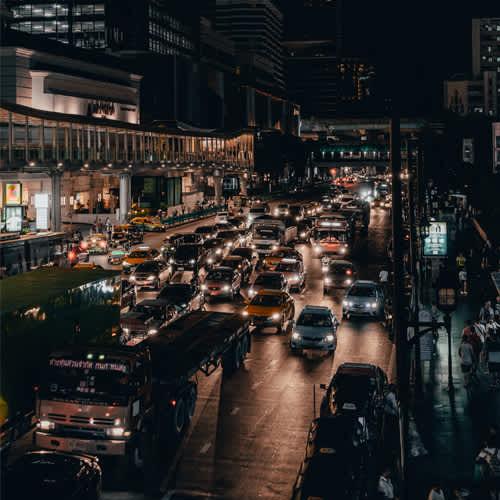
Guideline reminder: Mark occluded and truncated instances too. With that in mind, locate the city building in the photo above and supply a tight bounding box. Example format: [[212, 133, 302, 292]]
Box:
[[444, 75, 489, 116], [208, 0, 285, 92], [1, 29, 141, 124], [337, 57, 376, 116]]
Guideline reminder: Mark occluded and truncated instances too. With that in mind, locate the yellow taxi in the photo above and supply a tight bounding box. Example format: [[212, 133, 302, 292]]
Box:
[[264, 247, 303, 271], [85, 233, 108, 255], [130, 217, 165, 232], [242, 289, 295, 333], [122, 246, 160, 273], [73, 262, 103, 269]]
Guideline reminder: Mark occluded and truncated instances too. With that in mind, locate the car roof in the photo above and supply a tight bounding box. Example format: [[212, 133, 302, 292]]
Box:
[[256, 289, 283, 296], [223, 255, 243, 261], [352, 280, 376, 286], [337, 362, 380, 377], [330, 260, 354, 266], [257, 271, 283, 278], [302, 305, 331, 313]]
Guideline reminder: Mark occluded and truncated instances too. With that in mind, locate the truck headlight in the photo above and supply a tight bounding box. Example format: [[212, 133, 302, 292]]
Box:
[[148, 275, 155, 280], [201, 284, 207, 290], [38, 420, 55, 431], [325, 334, 334, 342], [272, 313, 280, 320], [223, 285, 230, 291], [106, 427, 129, 438], [216, 249, 222, 255], [292, 332, 301, 340], [130, 276, 136, 281]]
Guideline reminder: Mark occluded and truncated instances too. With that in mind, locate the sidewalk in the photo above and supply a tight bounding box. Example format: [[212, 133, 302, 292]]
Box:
[[408, 218, 500, 498]]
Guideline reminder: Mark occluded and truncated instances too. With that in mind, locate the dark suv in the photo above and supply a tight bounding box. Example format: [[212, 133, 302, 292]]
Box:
[[170, 244, 205, 271]]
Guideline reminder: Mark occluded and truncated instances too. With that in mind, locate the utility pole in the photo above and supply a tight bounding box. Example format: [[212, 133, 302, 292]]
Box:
[[390, 109, 409, 499]]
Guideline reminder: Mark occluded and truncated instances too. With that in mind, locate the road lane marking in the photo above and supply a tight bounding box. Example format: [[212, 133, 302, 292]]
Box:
[[230, 407, 240, 415], [199, 442, 212, 454]]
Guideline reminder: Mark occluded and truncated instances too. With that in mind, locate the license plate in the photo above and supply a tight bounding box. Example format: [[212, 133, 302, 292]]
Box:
[[177, 266, 184, 270], [69, 439, 91, 452], [355, 309, 363, 313]]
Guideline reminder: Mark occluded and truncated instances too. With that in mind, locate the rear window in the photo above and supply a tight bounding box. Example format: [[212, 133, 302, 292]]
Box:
[[255, 276, 281, 287], [135, 261, 157, 272], [129, 251, 149, 258], [207, 270, 233, 281], [297, 313, 332, 327]]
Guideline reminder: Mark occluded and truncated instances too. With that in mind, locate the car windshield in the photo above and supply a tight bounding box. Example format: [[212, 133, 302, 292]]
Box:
[[275, 262, 298, 272], [196, 226, 214, 234], [111, 250, 124, 256], [251, 294, 282, 307], [204, 239, 222, 249], [278, 204, 288, 209], [329, 263, 353, 274], [348, 286, 376, 297], [222, 259, 241, 269], [175, 246, 198, 258], [255, 275, 281, 288], [218, 231, 236, 239], [255, 228, 280, 238], [297, 313, 332, 327], [182, 234, 199, 243], [135, 261, 157, 273], [43, 356, 131, 405], [159, 284, 192, 300], [316, 230, 347, 242], [207, 270, 233, 281], [129, 251, 149, 258]]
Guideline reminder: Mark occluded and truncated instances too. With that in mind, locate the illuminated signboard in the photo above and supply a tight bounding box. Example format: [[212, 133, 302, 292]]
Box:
[[49, 358, 129, 373], [5, 183, 22, 205], [423, 221, 448, 257], [5, 206, 23, 232]]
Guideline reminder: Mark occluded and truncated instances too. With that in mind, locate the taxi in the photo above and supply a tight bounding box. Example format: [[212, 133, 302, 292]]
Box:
[[73, 262, 103, 269], [86, 234, 108, 255], [107, 248, 126, 265], [122, 246, 160, 273], [243, 289, 295, 333], [274, 258, 306, 292], [130, 217, 165, 232], [264, 247, 303, 271]]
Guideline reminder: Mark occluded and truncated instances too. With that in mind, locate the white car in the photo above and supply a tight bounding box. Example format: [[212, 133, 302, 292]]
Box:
[[215, 211, 230, 223]]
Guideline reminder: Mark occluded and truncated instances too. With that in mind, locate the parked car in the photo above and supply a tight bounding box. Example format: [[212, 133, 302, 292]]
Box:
[[274, 258, 306, 292], [342, 280, 384, 319], [230, 247, 259, 272], [290, 305, 338, 354], [221, 255, 252, 282], [243, 289, 295, 333], [3, 450, 102, 500], [202, 266, 242, 300], [129, 259, 171, 289], [322, 259, 358, 293], [248, 271, 289, 298]]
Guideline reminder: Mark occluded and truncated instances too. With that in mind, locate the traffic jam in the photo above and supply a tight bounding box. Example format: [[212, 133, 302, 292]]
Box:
[[3, 175, 397, 499]]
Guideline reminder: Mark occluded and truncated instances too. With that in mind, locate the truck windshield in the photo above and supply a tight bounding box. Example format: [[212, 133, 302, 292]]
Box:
[[316, 230, 347, 242], [255, 228, 280, 238], [44, 357, 131, 405]]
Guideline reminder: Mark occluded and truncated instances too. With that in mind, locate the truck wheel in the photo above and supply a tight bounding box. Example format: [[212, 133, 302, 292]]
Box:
[[172, 397, 186, 436]]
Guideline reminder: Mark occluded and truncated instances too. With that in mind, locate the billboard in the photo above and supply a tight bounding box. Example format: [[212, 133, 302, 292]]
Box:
[[423, 221, 447, 257], [5, 206, 23, 232], [5, 183, 22, 206]]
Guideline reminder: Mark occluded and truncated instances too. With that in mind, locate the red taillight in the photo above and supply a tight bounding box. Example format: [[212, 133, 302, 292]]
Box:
[[346, 269, 352, 275], [68, 251, 76, 261], [238, 264, 242, 268], [33, 386, 39, 392], [171, 400, 177, 406], [404, 233, 410, 240]]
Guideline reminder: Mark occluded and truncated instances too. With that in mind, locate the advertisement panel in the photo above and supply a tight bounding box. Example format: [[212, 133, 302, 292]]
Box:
[[5, 183, 22, 206], [5, 206, 23, 232], [423, 221, 448, 257]]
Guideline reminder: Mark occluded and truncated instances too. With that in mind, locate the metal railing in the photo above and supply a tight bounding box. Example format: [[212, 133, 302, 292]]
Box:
[[160, 205, 227, 227]]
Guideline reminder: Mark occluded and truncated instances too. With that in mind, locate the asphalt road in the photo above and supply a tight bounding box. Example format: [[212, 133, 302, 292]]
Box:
[[10, 193, 395, 500]]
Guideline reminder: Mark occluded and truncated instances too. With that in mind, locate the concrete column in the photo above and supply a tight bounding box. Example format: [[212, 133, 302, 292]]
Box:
[[51, 172, 62, 232], [239, 175, 247, 196], [8, 113, 12, 163], [213, 169, 223, 205], [119, 173, 131, 223]]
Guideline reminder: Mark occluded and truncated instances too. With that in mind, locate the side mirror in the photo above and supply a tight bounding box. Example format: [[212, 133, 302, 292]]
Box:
[[319, 383, 327, 390]]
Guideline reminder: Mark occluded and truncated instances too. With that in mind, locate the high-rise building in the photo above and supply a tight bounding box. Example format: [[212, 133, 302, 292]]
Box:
[[209, 0, 285, 92]]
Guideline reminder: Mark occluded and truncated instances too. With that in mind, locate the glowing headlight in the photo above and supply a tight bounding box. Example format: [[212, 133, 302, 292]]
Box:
[[189, 259, 195, 264], [291, 274, 299, 281], [147, 275, 155, 280], [296, 216, 300, 221], [216, 248, 222, 255], [130, 276, 136, 281], [169, 258, 174, 263], [123, 328, 129, 334], [242, 310, 249, 317], [207, 258, 213, 264], [38, 420, 55, 431], [314, 246, 321, 253], [106, 427, 128, 438], [322, 266, 328, 273], [325, 334, 334, 342], [340, 247, 346, 253], [226, 242, 233, 247], [251, 244, 256, 249], [325, 277, 331, 284], [344, 300, 353, 307], [272, 245, 278, 251], [249, 288, 256, 296], [201, 284, 207, 290], [223, 285, 230, 291], [300, 232, 306, 237], [371, 302, 377, 308], [148, 329, 158, 335], [285, 210, 289, 215], [292, 332, 301, 340], [274, 210, 279, 215], [272, 313, 280, 320], [345, 279, 352, 285]]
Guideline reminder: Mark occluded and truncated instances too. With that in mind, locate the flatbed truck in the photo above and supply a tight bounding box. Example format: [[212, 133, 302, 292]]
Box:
[[35, 311, 251, 468]]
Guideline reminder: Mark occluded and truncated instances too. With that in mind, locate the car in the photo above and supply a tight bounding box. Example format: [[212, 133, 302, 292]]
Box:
[[215, 211, 230, 223], [322, 259, 358, 292], [274, 258, 306, 292], [290, 305, 338, 354], [274, 203, 290, 217], [129, 259, 171, 289], [131, 216, 165, 232], [247, 206, 268, 222], [291, 416, 372, 500], [214, 221, 236, 233], [296, 220, 312, 243], [86, 234, 108, 255], [112, 224, 144, 245], [170, 244, 205, 271], [289, 204, 305, 221], [120, 298, 176, 339], [248, 271, 289, 298], [203, 238, 227, 266], [180, 232, 205, 245], [264, 247, 303, 271], [217, 230, 242, 250], [122, 246, 160, 273], [109, 229, 128, 248], [242, 289, 294, 333], [230, 247, 259, 272], [342, 280, 384, 319], [73, 262, 103, 269], [221, 255, 252, 282], [319, 362, 387, 423], [227, 215, 248, 229], [107, 248, 126, 265], [161, 233, 185, 260], [202, 266, 242, 299], [3, 450, 102, 500], [194, 225, 218, 239], [157, 281, 205, 316]]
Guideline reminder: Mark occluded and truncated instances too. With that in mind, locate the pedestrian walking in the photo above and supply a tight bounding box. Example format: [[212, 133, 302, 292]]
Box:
[[479, 301, 494, 325], [427, 483, 446, 500], [469, 326, 483, 377], [458, 268, 467, 295], [480, 245, 489, 271], [456, 251, 466, 269], [377, 468, 397, 500], [474, 319, 487, 365], [459, 334, 474, 388]]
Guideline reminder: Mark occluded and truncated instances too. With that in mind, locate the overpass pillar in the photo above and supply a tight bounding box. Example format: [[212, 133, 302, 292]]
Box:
[[51, 172, 62, 232], [239, 175, 247, 196], [213, 169, 223, 205], [119, 172, 131, 223]]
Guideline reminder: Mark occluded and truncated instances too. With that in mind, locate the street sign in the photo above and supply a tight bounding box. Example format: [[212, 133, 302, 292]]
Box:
[[423, 221, 447, 257]]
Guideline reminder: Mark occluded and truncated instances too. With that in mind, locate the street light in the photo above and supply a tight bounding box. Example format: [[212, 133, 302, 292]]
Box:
[[437, 273, 457, 391]]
